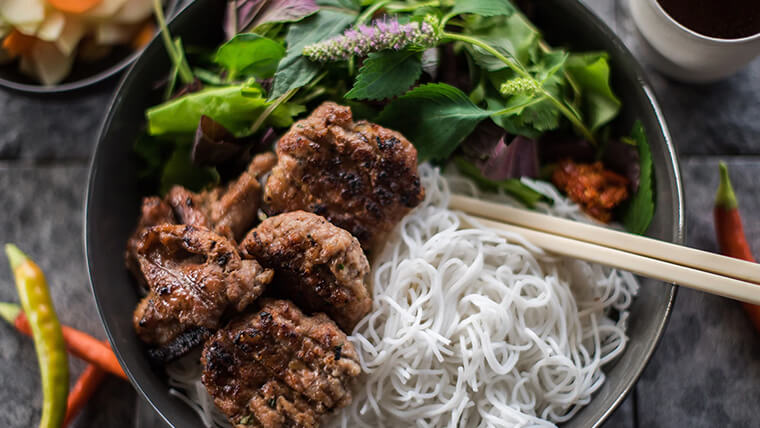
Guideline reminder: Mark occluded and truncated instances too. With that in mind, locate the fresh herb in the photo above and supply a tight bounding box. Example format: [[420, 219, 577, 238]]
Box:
[[622, 121, 655, 234], [153, 0, 193, 85], [345, 50, 422, 100], [564, 52, 621, 133], [377, 83, 493, 162], [270, 10, 355, 99], [303, 17, 439, 62], [139, 0, 647, 226], [214, 33, 286, 80]]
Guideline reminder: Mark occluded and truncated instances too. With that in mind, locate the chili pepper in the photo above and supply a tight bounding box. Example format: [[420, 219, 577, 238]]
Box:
[[0, 302, 127, 379], [63, 364, 106, 427], [4, 244, 68, 428], [713, 162, 760, 331]]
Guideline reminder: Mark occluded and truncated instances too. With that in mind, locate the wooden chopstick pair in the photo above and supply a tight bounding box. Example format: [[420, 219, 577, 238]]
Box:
[[449, 194, 760, 305]]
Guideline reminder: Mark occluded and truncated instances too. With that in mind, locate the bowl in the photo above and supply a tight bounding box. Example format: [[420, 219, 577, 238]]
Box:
[[85, 0, 684, 426], [0, 0, 180, 94]]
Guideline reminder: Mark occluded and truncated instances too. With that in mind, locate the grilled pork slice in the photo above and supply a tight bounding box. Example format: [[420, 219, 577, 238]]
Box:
[[125, 196, 177, 291], [167, 152, 277, 242], [264, 101, 424, 251], [133, 224, 273, 362], [202, 299, 361, 428], [240, 211, 371, 332]]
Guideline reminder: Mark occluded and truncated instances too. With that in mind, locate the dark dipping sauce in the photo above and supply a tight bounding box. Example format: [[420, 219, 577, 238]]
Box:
[[657, 0, 760, 39]]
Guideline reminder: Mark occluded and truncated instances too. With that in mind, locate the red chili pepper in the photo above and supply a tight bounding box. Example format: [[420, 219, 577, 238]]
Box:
[[62, 364, 106, 427], [713, 162, 760, 330]]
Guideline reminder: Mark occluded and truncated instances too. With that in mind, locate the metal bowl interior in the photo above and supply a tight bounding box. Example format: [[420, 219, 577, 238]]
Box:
[[85, 1, 683, 426], [0, 0, 179, 94]]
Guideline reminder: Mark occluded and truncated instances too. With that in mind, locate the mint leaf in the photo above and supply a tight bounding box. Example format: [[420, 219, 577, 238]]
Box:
[[270, 10, 354, 99], [377, 83, 493, 162], [214, 34, 285, 79], [565, 52, 622, 132], [453, 158, 544, 208], [345, 50, 422, 101], [622, 121, 654, 234], [451, 0, 515, 18]]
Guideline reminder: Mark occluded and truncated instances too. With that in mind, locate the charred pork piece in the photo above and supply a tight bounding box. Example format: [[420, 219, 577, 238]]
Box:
[[264, 102, 424, 251], [125, 196, 177, 291], [166, 152, 277, 242], [240, 211, 371, 332], [202, 299, 361, 428], [133, 224, 273, 362]]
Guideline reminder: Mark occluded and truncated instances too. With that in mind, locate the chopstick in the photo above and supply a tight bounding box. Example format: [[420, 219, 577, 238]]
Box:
[[450, 194, 760, 305]]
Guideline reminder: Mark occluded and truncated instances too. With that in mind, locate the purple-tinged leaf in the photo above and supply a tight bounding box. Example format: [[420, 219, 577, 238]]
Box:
[[225, 0, 268, 40], [251, 0, 319, 30], [192, 115, 247, 167], [481, 135, 539, 180], [462, 120, 505, 162], [538, 134, 595, 164], [603, 138, 641, 192]]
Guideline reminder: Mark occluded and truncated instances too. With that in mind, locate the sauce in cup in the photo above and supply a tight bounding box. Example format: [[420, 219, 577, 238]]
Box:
[[656, 0, 760, 39]]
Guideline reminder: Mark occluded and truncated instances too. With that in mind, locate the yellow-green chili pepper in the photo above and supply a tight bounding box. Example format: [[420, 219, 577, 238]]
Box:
[[5, 244, 68, 428]]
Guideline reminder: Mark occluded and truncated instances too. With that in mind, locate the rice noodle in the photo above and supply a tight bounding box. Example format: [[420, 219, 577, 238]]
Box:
[[166, 164, 638, 428]]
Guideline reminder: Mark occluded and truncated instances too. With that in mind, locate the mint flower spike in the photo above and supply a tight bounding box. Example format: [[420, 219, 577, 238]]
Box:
[[303, 16, 440, 62], [500, 78, 540, 96]]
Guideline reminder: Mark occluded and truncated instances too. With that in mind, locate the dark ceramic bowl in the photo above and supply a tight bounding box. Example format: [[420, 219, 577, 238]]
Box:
[[86, 0, 684, 426], [0, 0, 179, 94]]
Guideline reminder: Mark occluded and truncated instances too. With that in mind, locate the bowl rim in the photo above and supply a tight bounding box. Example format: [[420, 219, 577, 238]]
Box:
[[0, 0, 181, 94], [84, 0, 684, 426]]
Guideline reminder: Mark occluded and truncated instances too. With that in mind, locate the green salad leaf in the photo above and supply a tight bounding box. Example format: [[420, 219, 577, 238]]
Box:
[[214, 33, 286, 80], [377, 83, 493, 162], [453, 158, 545, 208], [450, 0, 516, 18], [270, 10, 355, 99], [622, 121, 655, 234], [466, 14, 540, 69], [345, 50, 422, 101], [147, 85, 301, 137], [564, 52, 622, 132]]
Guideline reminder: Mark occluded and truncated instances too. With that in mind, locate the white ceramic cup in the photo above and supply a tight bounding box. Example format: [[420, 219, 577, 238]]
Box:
[[629, 0, 760, 83]]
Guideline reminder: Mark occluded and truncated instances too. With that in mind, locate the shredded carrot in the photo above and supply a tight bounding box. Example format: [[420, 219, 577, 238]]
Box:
[[131, 21, 156, 51], [47, 0, 102, 14], [62, 364, 106, 427], [2, 30, 36, 57], [15, 313, 127, 379]]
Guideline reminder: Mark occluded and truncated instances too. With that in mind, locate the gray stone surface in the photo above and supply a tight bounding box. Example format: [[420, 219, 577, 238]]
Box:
[[0, 84, 114, 161], [0, 165, 134, 428]]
